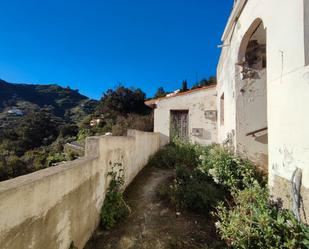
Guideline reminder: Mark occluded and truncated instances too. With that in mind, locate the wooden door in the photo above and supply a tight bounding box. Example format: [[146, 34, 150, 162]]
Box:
[[170, 110, 189, 141]]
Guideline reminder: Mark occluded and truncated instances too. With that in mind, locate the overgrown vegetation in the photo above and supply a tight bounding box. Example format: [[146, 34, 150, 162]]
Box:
[[148, 141, 201, 169], [0, 78, 217, 181], [150, 141, 309, 248], [0, 109, 81, 181], [199, 146, 266, 190], [100, 163, 130, 229], [0, 83, 152, 181], [175, 164, 226, 214], [77, 85, 153, 138], [215, 185, 309, 249], [152, 141, 226, 214]]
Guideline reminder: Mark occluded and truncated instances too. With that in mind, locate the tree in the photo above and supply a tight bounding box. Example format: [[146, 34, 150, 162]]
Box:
[[0, 109, 61, 156], [154, 87, 166, 98], [181, 80, 188, 92], [59, 124, 79, 138], [190, 76, 217, 90], [208, 76, 217, 85], [19, 110, 61, 151], [96, 86, 150, 117], [199, 78, 209, 86]]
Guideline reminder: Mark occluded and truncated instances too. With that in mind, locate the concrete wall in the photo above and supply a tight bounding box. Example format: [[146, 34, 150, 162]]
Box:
[[217, 0, 309, 218], [153, 87, 217, 146], [0, 130, 160, 249]]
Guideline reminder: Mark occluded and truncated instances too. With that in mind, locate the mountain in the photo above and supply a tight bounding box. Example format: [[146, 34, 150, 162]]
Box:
[[0, 79, 98, 123]]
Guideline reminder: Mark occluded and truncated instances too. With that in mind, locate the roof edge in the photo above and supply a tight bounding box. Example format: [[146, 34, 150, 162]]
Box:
[[145, 84, 217, 108], [221, 0, 248, 42]]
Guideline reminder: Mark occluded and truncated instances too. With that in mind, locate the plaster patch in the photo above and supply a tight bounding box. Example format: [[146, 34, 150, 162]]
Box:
[[279, 147, 294, 168], [55, 210, 71, 249]]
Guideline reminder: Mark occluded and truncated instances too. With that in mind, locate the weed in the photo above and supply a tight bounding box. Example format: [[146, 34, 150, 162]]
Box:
[[100, 163, 130, 229], [215, 185, 309, 248], [69, 241, 78, 249]]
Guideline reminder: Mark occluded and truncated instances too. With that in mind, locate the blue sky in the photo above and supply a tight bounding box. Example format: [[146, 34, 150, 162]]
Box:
[[0, 0, 232, 99]]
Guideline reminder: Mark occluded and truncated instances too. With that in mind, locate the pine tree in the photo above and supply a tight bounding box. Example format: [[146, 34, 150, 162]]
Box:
[[181, 80, 188, 92]]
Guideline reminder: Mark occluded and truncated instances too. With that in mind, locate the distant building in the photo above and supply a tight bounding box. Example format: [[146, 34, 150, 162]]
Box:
[[7, 107, 23, 116], [145, 85, 217, 146], [90, 118, 101, 127]]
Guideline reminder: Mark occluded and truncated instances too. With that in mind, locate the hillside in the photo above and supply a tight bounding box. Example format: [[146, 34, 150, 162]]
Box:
[[0, 83, 153, 181], [0, 79, 98, 123]]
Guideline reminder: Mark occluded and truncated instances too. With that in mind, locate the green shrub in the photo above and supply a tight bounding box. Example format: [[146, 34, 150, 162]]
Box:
[[46, 152, 66, 166], [65, 149, 79, 161], [112, 113, 153, 136], [148, 144, 179, 169], [199, 146, 265, 190], [101, 164, 130, 229], [152, 142, 227, 214], [175, 164, 227, 214], [156, 178, 177, 207], [59, 124, 79, 138], [148, 141, 201, 169], [77, 128, 93, 141], [215, 185, 309, 249]]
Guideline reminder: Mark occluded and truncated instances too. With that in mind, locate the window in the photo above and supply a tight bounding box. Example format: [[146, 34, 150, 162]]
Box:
[[220, 94, 225, 126]]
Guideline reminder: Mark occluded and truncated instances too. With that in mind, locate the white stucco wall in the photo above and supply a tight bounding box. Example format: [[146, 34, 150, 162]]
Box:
[[0, 130, 160, 249], [217, 0, 309, 189], [153, 87, 217, 146]]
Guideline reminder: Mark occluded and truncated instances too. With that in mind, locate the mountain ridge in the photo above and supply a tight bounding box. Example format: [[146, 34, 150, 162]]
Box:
[[0, 79, 98, 123]]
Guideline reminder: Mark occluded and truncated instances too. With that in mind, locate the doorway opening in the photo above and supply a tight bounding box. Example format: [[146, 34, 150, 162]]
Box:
[[170, 110, 189, 141], [236, 19, 268, 171]]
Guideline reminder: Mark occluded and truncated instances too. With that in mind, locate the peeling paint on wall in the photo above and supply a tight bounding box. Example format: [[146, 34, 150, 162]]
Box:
[[153, 87, 217, 145]]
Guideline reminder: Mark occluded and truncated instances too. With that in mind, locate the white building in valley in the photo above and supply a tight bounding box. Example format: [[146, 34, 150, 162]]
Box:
[[217, 0, 309, 221]]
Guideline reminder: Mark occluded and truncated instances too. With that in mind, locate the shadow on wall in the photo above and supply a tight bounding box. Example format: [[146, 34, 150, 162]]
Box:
[[0, 130, 161, 249]]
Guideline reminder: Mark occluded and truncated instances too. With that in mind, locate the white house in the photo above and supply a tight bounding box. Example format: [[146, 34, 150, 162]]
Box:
[[7, 107, 23, 116], [145, 86, 217, 146], [217, 0, 309, 221]]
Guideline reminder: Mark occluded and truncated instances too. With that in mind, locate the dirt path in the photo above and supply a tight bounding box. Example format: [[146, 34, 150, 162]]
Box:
[[85, 166, 220, 249]]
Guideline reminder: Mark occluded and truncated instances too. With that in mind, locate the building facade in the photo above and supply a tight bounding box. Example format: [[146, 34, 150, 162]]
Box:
[[217, 0, 309, 221], [145, 86, 217, 146]]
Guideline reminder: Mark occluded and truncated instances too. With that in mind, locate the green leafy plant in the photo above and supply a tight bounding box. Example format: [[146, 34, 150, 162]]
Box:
[[175, 164, 227, 214], [151, 142, 309, 248], [148, 140, 201, 169], [214, 185, 309, 249], [153, 142, 226, 214], [77, 128, 93, 141], [46, 152, 66, 166], [199, 146, 265, 190], [101, 163, 130, 229]]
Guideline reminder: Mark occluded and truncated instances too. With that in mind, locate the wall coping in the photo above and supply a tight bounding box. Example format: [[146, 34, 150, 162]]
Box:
[[0, 129, 159, 194], [0, 156, 98, 194]]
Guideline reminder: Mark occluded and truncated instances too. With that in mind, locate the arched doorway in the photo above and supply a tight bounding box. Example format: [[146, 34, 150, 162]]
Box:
[[235, 19, 268, 172]]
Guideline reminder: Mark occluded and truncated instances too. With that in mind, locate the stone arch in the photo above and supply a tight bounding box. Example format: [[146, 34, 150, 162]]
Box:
[[238, 18, 265, 63], [235, 18, 268, 172]]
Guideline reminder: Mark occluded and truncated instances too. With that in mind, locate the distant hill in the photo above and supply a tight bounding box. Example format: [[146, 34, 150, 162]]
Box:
[[0, 79, 98, 123]]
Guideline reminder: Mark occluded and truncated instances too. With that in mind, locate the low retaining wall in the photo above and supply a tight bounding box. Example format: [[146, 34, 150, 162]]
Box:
[[0, 130, 160, 249]]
